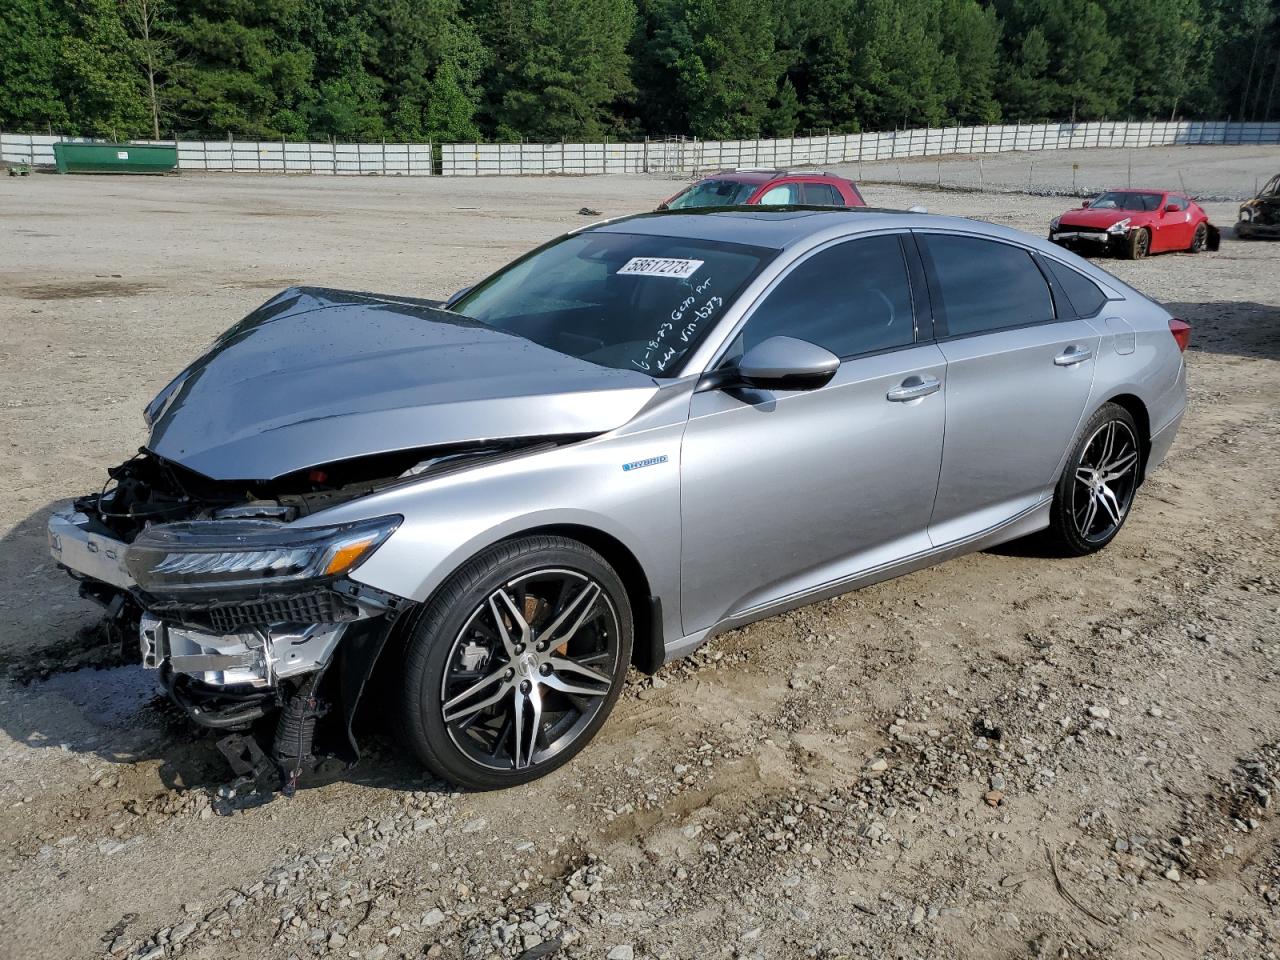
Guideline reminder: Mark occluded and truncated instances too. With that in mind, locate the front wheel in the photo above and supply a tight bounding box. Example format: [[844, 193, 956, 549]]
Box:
[[399, 536, 633, 789], [1045, 403, 1142, 556], [1122, 228, 1150, 260]]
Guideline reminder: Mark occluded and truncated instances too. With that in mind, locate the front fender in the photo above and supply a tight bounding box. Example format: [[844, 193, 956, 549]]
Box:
[[296, 423, 687, 642]]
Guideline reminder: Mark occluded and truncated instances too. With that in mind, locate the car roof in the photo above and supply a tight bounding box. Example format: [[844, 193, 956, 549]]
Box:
[[699, 169, 849, 185], [589, 206, 1029, 251], [1100, 187, 1172, 194]]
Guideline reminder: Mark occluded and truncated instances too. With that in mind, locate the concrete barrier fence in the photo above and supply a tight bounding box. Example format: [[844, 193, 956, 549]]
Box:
[[3, 121, 1278, 177]]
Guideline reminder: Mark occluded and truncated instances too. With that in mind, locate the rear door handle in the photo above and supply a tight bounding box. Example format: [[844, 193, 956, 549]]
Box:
[[886, 374, 941, 402], [1054, 345, 1092, 366]]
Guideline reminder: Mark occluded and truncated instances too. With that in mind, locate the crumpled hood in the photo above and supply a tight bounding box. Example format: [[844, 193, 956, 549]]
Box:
[[1059, 206, 1151, 229], [147, 287, 659, 481]]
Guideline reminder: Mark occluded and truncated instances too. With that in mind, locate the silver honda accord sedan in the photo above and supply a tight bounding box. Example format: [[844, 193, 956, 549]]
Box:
[[47, 208, 1188, 790]]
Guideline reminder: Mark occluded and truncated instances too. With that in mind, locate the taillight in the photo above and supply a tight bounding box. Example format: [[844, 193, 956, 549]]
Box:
[[1169, 318, 1190, 352]]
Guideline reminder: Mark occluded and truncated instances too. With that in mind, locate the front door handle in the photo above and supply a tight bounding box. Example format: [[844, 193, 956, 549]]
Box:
[[886, 374, 941, 402], [1054, 345, 1092, 366]]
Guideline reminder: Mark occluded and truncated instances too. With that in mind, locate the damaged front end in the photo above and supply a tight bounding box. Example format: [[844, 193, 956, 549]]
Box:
[[46, 447, 513, 800], [1236, 176, 1280, 240]]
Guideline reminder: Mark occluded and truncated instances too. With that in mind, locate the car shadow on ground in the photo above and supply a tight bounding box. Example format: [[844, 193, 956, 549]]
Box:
[[1164, 300, 1280, 362], [0, 500, 452, 797]]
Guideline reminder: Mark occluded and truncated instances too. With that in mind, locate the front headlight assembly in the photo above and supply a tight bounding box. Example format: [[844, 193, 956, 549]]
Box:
[[126, 515, 401, 593], [1106, 218, 1132, 235], [1050, 217, 1061, 231]]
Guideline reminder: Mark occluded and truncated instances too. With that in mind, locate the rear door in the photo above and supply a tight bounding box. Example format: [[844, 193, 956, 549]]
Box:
[[915, 231, 1101, 546], [679, 233, 946, 632]]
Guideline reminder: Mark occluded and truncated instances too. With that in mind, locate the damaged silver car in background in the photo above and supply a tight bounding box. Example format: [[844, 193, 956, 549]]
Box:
[[49, 208, 1188, 796]]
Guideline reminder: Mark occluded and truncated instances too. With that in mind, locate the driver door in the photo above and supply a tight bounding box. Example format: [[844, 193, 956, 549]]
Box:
[[679, 234, 947, 633], [1154, 194, 1194, 251]]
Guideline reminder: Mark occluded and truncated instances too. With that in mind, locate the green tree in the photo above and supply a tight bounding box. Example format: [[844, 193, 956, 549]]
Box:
[[765, 75, 800, 136], [472, 0, 634, 140], [167, 0, 314, 138], [121, 0, 177, 138], [1101, 0, 1202, 119], [60, 0, 151, 138], [996, 0, 1125, 121], [0, 0, 70, 131], [1000, 25, 1053, 120], [424, 59, 481, 140], [672, 0, 782, 138], [939, 0, 1002, 123], [372, 0, 486, 139]]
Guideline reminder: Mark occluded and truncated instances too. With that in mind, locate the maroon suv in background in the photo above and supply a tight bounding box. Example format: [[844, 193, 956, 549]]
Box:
[[659, 169, 866, 210]]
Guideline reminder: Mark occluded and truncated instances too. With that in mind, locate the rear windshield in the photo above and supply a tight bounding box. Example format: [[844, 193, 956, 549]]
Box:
[[667, 179, 757, 209], [451, 232, 775, 376], [1092, 191, 1164, 212]]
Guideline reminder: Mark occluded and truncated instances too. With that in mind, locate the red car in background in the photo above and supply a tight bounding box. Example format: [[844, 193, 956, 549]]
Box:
[[1049, 188, 1218, 259], [659, 169, 866, 210]]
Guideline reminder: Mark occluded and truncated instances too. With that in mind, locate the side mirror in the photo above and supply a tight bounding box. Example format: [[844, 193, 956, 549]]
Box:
[[1081, 199, 1091, 208], [733, 336, 840, 391], [1164, 203, 1179, 213]]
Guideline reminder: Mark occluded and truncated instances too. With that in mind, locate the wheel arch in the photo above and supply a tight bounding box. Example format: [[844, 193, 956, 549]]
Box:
[[1100, 393, 1152, 482], [500, 523, 663, 675]]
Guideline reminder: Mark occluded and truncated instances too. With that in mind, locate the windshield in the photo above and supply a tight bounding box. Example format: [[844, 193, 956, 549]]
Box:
[[667, 179, 757, 209], [451, 231, 775, 376], [1091, 191, 1163, 212]]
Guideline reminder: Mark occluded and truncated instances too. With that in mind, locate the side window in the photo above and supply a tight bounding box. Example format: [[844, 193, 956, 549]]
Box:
[[1166, 195, 1187, 211], [737, 235, 916, 359], [758, 183, 800, 205], [1044, 258, 1108, 318], [801, 182, 841, 205], [919, 234, 1055, 337]]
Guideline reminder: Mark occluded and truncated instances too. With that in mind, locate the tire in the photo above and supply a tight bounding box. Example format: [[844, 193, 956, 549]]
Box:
[[1189, 222, 1208, 253], [1122, 228, 1150, 260], [399, 535, 633, 789], [1045, 403, 1143, 557]]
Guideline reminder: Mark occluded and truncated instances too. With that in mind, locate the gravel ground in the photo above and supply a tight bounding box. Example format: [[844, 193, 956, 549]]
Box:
[[839, 144, 1279, 200], [1, 146, 1279, 960]]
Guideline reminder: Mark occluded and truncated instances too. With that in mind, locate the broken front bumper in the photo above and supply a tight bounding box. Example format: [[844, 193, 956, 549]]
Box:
[[47, 508, 134, 590], [139, 615, 349, 687], [1049, 229, 1122, 250], [46, 507, 401, 709]]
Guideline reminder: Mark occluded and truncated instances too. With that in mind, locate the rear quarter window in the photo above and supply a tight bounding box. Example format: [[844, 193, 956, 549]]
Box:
[[1044, 257, 1109, 318], [800, 182, 842, 205]]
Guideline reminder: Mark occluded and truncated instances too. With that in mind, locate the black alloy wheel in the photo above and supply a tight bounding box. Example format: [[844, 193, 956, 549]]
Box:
[[399, 536, 632, 789], [1046, 402, 1142, 556]]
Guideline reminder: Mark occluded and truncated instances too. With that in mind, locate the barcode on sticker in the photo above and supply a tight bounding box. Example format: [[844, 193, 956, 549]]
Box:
[[617, 257, 704, 279]]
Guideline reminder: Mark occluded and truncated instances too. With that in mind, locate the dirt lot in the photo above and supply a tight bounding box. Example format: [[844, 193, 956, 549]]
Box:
[[1, 148, 1279, 960]]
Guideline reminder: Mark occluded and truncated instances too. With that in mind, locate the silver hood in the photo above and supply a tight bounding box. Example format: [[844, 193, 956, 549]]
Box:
[[146, 287, 659, 481]]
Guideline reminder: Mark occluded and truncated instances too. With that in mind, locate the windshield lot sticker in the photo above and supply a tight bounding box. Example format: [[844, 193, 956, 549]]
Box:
[[617, 257, 704, 279], [622, 455, 668, 472]]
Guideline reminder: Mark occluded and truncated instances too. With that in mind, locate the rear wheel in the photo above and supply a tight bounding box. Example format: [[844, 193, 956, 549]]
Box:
[[1122, 228, 1150, 260], [399, 536, 632, 789], [1189, 222, 1208, 252], [1045, 403, 1142, 556]]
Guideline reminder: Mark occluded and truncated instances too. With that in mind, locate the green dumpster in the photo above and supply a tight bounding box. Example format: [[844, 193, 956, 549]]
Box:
[[52, 142, 178, 175]]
